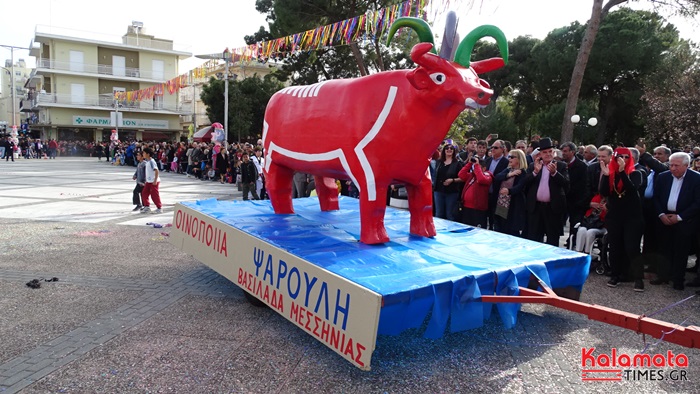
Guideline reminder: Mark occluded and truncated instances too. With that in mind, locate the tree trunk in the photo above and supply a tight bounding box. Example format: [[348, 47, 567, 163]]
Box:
[[348, 0, 368, 76], [561, 0, 626, 143], [373, 37, 386, 72], [349, 42, 368, 76]]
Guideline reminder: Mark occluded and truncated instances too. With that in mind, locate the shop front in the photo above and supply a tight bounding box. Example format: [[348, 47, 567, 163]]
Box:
[[58, 128, 93, 141]]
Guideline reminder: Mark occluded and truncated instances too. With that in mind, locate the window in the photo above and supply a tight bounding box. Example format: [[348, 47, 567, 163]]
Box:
[[153, 93, 163, 109], [71, 83, 85, 104], [152, 59, 164, 80], [113, 56, 126, 77], [69, 50, 84, 72]]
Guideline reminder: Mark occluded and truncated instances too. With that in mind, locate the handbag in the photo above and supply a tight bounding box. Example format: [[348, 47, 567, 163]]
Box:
[[581, 210, 605, 229], [495, 175, 515, 219], [456, 177, 476, 214]]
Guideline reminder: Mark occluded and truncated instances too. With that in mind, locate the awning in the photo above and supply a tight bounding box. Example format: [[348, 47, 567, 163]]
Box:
[[192, 126, 213, 142]]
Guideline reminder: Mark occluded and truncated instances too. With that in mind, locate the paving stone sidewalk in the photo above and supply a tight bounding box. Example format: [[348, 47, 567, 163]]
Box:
[[0, 158, 699, 393]]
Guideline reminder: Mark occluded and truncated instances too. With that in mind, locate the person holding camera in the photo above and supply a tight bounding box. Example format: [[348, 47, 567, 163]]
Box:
[[457, 155, 493, 227], [600, 147, 644, 291]]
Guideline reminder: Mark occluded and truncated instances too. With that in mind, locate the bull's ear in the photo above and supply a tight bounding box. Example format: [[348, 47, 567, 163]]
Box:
[[471, 57, 505, 74], [406, 68, 431, 90]]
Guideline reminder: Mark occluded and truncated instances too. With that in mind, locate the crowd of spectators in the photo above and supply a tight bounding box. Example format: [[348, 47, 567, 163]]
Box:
[[8, 134, 700, 296], [5, 138, 108, 159], [431, 135, 700, 295]]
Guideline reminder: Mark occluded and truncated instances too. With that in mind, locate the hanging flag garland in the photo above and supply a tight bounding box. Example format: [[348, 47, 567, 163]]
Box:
[[116, 0, 447, 103]]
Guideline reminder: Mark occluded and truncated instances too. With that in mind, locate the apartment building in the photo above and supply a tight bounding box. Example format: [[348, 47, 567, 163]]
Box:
[[0, 59, 31, 133], [25, 23, 191, 142], [179, 56, 277, 135]]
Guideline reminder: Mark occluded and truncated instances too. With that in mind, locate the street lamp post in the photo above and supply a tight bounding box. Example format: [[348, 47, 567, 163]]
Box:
[[222, 48, 231, 143], [195, 48, 233, 143], [0, 66, 11, 124], [570, 114, 598, 145], [0, 44, 28, 129], [192, 83, 197, 131], [571, 114, 598, 127]]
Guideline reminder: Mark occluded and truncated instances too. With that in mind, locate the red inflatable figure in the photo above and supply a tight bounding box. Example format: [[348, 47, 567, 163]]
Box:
[[263, 18, 508, 244]]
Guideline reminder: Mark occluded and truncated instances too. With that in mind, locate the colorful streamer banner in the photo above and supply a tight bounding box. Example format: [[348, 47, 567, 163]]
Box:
[[116, 0, 446, 103]]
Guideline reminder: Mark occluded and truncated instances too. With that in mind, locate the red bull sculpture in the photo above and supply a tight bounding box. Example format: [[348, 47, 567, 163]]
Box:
[[263, 18, 508, 244]]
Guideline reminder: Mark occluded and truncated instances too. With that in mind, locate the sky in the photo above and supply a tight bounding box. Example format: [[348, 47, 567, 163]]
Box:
[[0, 0, 698, 71]]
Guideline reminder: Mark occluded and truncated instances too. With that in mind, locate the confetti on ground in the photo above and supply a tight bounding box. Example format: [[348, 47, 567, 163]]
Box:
[[75, 230, 111, 236]]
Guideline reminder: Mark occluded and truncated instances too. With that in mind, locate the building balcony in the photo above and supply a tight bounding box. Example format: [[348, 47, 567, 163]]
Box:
[[20, 99, 36, 112], [35, 58, 167, 82], [29, 92, 187, 114]]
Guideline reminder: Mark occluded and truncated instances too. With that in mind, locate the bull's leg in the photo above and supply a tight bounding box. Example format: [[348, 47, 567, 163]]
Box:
[[405, 168, 437, 238], [358, 182, 390, 245], [313, 176, 340, 211], [265, 162, 295, 214]]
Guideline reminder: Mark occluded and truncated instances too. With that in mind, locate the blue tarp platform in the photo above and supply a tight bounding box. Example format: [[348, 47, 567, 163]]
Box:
[[181, 196, 590, 338]]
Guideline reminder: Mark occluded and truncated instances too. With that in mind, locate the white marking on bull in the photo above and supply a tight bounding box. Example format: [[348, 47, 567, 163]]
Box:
[[302, 85, 314, 97], [354, 86, 397, 201], [277, 82, 328, 98], [263, 86, 398, 201], [311, 81, 327, 97]]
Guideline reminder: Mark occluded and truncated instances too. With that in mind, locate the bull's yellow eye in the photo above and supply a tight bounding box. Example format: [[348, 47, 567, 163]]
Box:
[[430, 72, 446, 85]]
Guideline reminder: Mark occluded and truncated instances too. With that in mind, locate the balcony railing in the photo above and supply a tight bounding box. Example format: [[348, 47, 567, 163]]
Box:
[[31, 92, 186, 113], [36, 58, 163, 80]]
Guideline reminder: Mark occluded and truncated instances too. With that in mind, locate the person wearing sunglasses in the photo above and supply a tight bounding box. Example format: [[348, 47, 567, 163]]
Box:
[[485, 140, 509, 230], [600, 147, 644, 291], [493, 149, 528, 237]]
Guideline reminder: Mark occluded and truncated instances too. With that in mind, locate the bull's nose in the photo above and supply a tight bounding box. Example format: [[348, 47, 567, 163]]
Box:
[[465, 98, 485, 109]]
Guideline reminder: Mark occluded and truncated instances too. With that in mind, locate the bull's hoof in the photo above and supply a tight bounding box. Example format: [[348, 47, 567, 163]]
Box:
[[272, 208, 295, 215], [360, 231, 390, 245], [269, 199, 294, 214], [410, 221, 436, 238]]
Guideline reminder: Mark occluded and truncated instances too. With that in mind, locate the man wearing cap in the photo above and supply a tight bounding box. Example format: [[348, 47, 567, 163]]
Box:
[[523, 137, 570, 246], [485, 139, 509, 230]]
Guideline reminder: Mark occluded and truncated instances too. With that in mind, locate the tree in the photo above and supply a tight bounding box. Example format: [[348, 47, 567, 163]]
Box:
[[449, 98, 519, 143], [248, 0, 419, 85], [199, 74, 284, 142], [584, 8, 678, 145], [492, 9, 677, 145], [560, 0, 700, 143], [642, 41, 700, 146]]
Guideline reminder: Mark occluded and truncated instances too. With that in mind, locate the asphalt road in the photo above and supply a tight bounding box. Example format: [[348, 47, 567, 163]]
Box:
[[0, 157, 699, 393]]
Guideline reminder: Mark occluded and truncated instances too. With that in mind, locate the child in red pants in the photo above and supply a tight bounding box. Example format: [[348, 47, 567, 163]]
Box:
[[140, 147, 163, 214]]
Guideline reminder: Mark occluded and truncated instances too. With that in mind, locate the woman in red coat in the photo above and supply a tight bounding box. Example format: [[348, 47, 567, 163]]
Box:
[[458, 157, 493, 228]]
